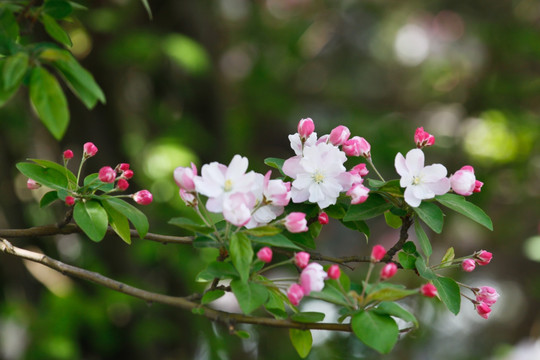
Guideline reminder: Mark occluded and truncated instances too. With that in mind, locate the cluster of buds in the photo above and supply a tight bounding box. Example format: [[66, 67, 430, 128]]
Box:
[[474, 286, 499, 319], [461, 250, 493, 272], [98, 163, 134, 192]]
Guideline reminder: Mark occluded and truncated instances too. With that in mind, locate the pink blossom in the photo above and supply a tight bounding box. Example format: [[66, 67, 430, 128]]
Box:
[[476, 286, 499, 306], [414, 127, 435, 148], [63, 149, 73, 160], [179, 189, 197, 206], [257, 247, 273, 263], [117, 163, 130, 172], [83, 142, 98, 157], [450, 166, 476, 196], [420, 283, 438, 297], [476, 302, 492, 319], [98, 166, 116, 183], [133, 190, 153, 205], [347, 183, 370, 204], [65, 196, 75, 206], [27, 178, 41, 190], [295, 252, 310, 269], [288, 133, 317, 156], [462, 259, 476, 272], [327, 264, 341, 280], [298, 118, 315, 139], [263, 171, 290, 206], [329, 125, 351, 146], [287, 283, 305, 306], [474, 180, 483, 193], [371, 245, 386, 262], [284, 212, 308, 233], [123, 170, 134, 179], [300, 262, 327, 295], [318, 212, 329, 225], [380, 262, 398, 280], [222, 192, 255, 227], [174, 163, 198, 191], [475, 250, 492, 266], [350, 163, 369, 177], [116, 179, 129, 191], [343, 136, 371, 158]]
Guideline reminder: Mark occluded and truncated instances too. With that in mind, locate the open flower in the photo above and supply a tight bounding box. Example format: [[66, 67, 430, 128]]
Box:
[[300, 262, 327, 295], [395, 148, 450, 207]]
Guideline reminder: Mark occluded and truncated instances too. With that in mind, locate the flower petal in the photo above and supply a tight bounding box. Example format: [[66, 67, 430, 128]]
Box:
[[394, 152, 408, 177], [405, 149, 425, 175], [422, 164, 448, 182], [404, 186, 422, 207]]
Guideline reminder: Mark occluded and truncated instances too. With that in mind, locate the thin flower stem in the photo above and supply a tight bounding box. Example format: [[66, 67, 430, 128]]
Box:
[[359, 262, 374, 302], [337, 279, 356, 310], [367, 157, 385, 182], [76, 157, 87, 187], [257, 259, 293, 275]]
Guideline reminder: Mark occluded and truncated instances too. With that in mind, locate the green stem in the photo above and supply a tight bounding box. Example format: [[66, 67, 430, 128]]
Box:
[[257, 259, 294, 275], [367, 157, 385, 182], [359, 262, 375, 302]]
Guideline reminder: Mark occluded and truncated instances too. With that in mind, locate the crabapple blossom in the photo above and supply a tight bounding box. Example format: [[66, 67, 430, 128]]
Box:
[[450, 166, 477, 196], [287, 283, 304, 306], [116, 179, 129, 191], [65, 196, 75, 206], [174, 163, 198, 191], [63, 149, 73, 160], [133, 190, 153, 205], [295, 252, 310, 269], [179, 189, 197, 206], [395, 148, 450, 207], [476, 302, 491, 319], [222, 192, 255, 227], [27, 178, 41, 190], [371, 245, 386, 262], [462, 259, 476, 272], [83, 142, 98, 157], [350, 163, 369, 178], [347, 183, 370, 204], [318, 212, 329, 225], [380, 262, 398, 280], [420, 283, 438, 297], [262, 171, 290, 207], [300, 262, 327, 295], [297, 118, 315, 139], [117, 163, 130, 171], [288, 132, 317, 156], [98, 166, 116, 183], [327, 264, 341, 280], [343, 136, 371, 158], [475, 250, 493, 266], [329, 125, 350, 146], [414, 127, 435, 148], [257, 247, 273, 263], [284, 212, 308, 233], [476, 286, 499, 306]]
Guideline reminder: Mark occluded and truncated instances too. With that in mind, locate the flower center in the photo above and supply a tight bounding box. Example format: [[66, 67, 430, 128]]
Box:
[[312, 171, 325, 184], [224, 179, 233, 192], [412, 176, 421, 185]]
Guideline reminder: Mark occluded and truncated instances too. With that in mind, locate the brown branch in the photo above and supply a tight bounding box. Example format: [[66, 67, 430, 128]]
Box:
[[0, 238, 352, 332], [384, 215, 413, 262]]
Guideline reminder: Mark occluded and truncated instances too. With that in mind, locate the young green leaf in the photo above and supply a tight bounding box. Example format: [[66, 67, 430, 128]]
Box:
[[3, 52, 28, 90], [343, 193, 392, 221], [290, 312, 325, 323], [73, 200, 108, 242], [243, 225, 282, 237], [16, 162, 68, 190], [436, 193, 493, 231], [365, 286, 418, 303], [40, 13, 72, 47], [29, 67, 69, 140], [351, 310, 399, 354], [195, 261, 238, 282], [414, 201, 444, 234], [263, 157, 285, 175], [342, 219, 370, 240], [414, 217, 432, 258], [40, 190, 59, 208], [201, 290, 225, 305], [103, 197, 149, 238], [309, 285, 351, 307], [140, 0, 153, 19], [433, 277, 461, 315], [102, 200, 131, 244], [0, 8, 19, 41], [440, 247, 455, 268], [230, 280, 268, 314], [289, 329, 313, 359], [230, 233, 253, 283], [375, 301, 419, 328], [249, 233, 302, 250], [30, 158, 77, 184], [384, 211, 402, 229], [415, 256, 437, 280], [398, 252, 417, 270]]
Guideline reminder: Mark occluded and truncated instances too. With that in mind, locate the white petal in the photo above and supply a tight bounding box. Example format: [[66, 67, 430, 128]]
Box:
[[282, 156, 302, 178], [422, 164, 448, 182], [413, 183, 435, 200], [394, 152, 409, 177], [404, 186, 421, 207], [293, 173, 313, 189], [428, 177, 451, 195], [291, 187, 310, 203], [405, 149, 425, 175], [227, 155, 249, 180], [308, 184, 325, 203]]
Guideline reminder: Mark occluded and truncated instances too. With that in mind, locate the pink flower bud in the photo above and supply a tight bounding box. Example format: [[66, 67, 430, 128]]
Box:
[[297, 118, 315, 139], [475, 250, 492, 266], [26, 178, 41, 190], [300, 262, 327, 295], [318, 212, 329, 225], [371, 245, 386, 262], [420, 283, 438, 297], [133, 190, 153, 205], [473, 180, 483, 193], [117, 163, 130, 172], [179, 188, 197, 207], [476, 302, 491, 319], [98, 166, 116, 183], [83, 142, 98, 157], [65, 196, 75, 206], [174, 163, 198, 191], [257, 247, 273, 263], [462, 259, 476, 272], [295, 252, 310, 269], [123, 169, 134, 179], [327, 264, 341, 280], [284, 212, 308, 233], [450, 166, 477, 196], [287, 283, 304, 306], [380, 262, 398, 280], [476, 286, 499, 306], [63, 149, 73, 160], [343, 136, 371, 158], [347, 183, 369, 204], [329, 125, 351, 146], [116, 179, 129, 191], [350, 163, 369, 177], [414, 127, 435, 148]]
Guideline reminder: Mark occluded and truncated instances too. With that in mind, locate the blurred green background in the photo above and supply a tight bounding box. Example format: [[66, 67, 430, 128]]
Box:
[[1, 0, 540, 359]]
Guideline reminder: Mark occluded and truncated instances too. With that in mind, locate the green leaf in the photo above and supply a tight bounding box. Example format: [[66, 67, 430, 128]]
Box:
[[249, 233, 302, 250], [440, 247, 455, 268], [284, 229, 315, 249], [265, 288, 287, 318], [30, 158, 77, 184], [201, 290, 225, 305], [414, 201, 444, 234], [192, 235, 221, 248], [16, 162, 68, 190], [102, 200, 131, 244], [403, 241, 417, 254], [384, 211, 402, 229], [40, 13, 72, 47], [29, 67, 69, 140], [243, 225, 282, 237], [414, 217, 432, 257], [398, 252, 417, 270], [325, 203, 347, 219], [289, 329, 312, 359], [103, 197, 149, 238], [3, 52, 28, 90], [0, 78, 18, 106], [342, 219, 370, 239], [378, 180, 404, 197], [343, 193, 392, 221], [43, 0, 73, 19], [433, 277, 461, 315], [264, 157, 285, 175], [367, 179, 386, 188], [229, 233, 253, 283], [230, 280, 268, 314], [195, 261, 238, 282], [415, 256, 437, 280], [0, 8, 19, 41], [40, 190, 59, 207], [73, 200, 108, 242], [290, 312, 325, 323], [351, 311, 399, 354], [436, 193, 493, 231], [235, 330, 250, 339], [83, 173, 115, 192], [366, 286, 418, 303], [375, 302, 419, 328], [168, 217, 213, 234], [309, 285, 351, 307]]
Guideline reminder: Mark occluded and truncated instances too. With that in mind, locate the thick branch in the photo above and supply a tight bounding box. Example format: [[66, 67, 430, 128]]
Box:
[[384, 215, 413, 261], [0, 238, 352, 332]]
